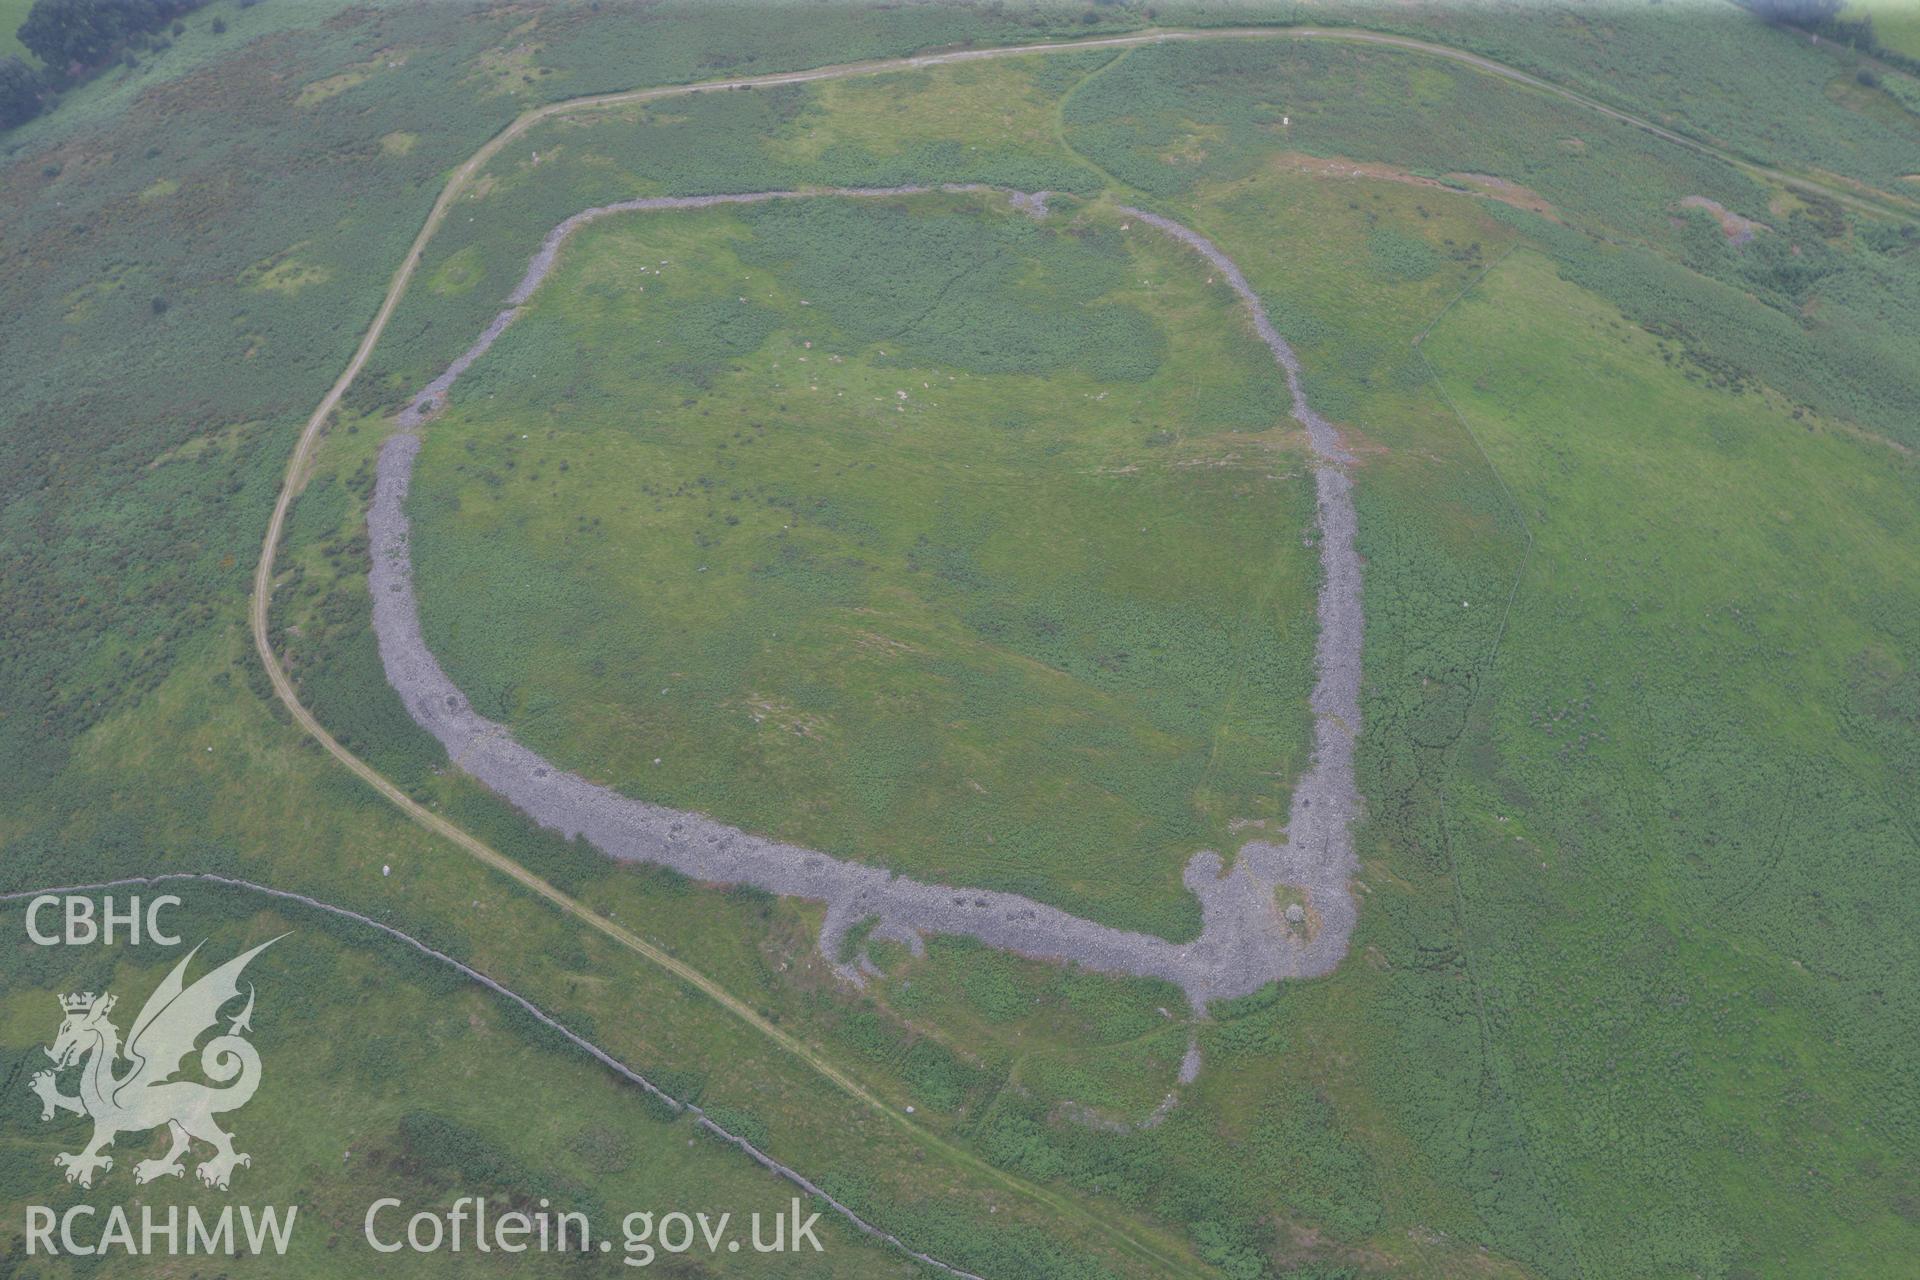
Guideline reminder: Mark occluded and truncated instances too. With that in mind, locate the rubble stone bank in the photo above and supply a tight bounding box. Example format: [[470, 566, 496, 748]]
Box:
[[370, 188, 1362, 1007]]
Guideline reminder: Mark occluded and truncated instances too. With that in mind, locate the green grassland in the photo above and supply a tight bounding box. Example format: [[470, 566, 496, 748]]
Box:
[[0, 890, 915, 1278], [258, 25, 1920, 1280], [1420, 249, 1919, 1275], [407, 193, 1317, 939], [1060, 37, 1920, 446], [5, 619, 1202, 1279], [6, 4, 1920, 1279], [0, 2, 1150, 808]]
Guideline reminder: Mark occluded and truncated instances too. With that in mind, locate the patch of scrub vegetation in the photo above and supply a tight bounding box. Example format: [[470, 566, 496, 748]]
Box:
[[245, 255, 332, 296], [426, 242, 485, 295], [294, 53, 393, 108], [407, 192, 1318, 940], [735, 196, 1169, 381], [371, 57, 1110, 404], [1505, 201, 1920, 448], [1365, 226, 1443, 281]]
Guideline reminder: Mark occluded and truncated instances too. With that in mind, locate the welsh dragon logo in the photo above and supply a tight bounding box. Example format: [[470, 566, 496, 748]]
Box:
[[29, 937, 281, 1191]]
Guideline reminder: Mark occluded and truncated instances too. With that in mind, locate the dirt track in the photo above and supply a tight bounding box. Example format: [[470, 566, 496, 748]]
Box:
[[237, 26, 1908, 1270], [369, 188, 1362, 1008], [247, 19, 1906, 1052]]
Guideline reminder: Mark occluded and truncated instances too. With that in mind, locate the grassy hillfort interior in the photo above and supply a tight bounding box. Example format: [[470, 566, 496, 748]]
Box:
[[2, 2, 1916, 1278]]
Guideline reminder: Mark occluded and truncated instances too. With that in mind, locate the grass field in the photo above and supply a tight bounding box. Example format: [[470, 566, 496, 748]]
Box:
[[0, 889, 918, 1277], [1419, 249, 1919, 1277], [6, 4, 1920, 1278], [406, 192, 1317, 940], [270, 24, 1918, 1278]]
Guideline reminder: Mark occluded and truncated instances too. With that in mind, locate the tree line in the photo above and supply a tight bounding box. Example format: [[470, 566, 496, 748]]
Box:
[[1741, 0, 1920, 76], [2, 0, 238, 131]]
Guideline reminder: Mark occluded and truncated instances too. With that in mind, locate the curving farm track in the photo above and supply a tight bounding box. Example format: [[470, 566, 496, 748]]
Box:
[[242, 22, 1906, 1275], [251, 20, 1909, 1057]]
